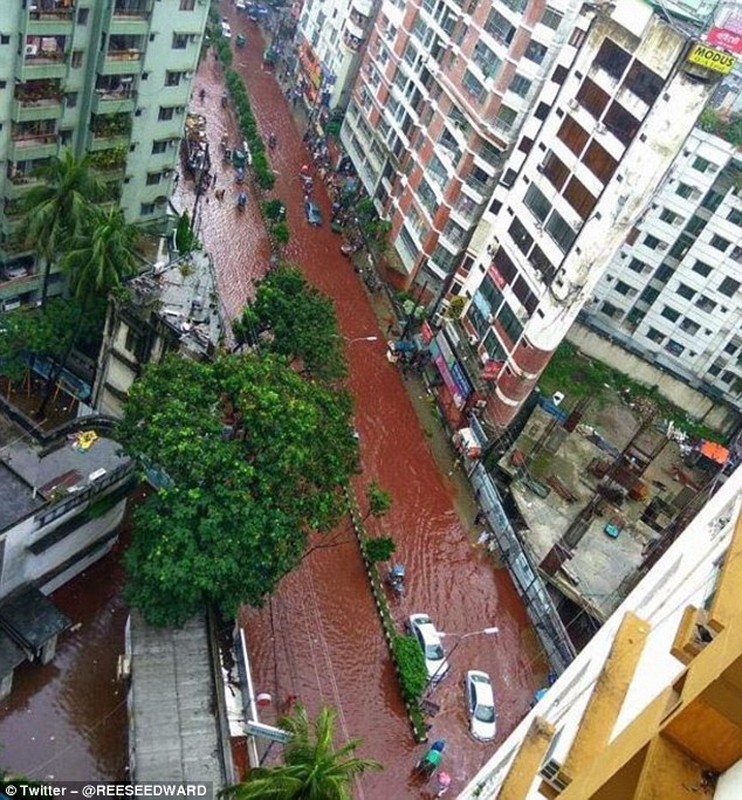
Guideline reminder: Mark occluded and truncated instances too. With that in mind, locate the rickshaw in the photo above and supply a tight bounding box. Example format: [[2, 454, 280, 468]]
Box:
[[236, 33, 246, 48]]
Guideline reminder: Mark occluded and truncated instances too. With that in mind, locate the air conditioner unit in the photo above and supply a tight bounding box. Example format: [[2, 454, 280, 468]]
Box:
[[175, 106, 185, 113], [534, 222, 543, 232], [25, 43, 38, 56], [567, 98, 578, 111], [486, 239, 500, 256], [595, 122, 606, 134], [468, 333, 480, 346], [184, 71, 193, 79], [3, 299, 20, 311]]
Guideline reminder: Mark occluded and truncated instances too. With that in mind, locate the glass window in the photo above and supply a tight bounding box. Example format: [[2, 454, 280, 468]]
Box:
[[718, 277, 740, 297], [542, 152, 569, 191], [158, 106, 174, 120], [462, 70, 486, 104], [524, 40, 547, 65], [676, 283, 695, 300], [692, 260, 712, 277], [646, 327, 665, 344], [540, 7, 562, 29], [172, 33, 188, 49], [710, 234, 730, 252], [594, 39, 630, 80], [495, 105, 517, 130], [484, 9, 515, 44], [576, 78, 610, 119], [659, 208, 680, 225], [623, 61, 662, 105], [546, 211, 576, 252], [727, 208, 742, 227], [563, 176, 596, 220], [509, 74, 532, 97], [628, 258, 645, 273], [661, 305, 680, 322], [557, 117, 589, 156], [675, 183, 694, 199], [692, 156, 711, 172], [583, 140, 617, 183], [643, 235, 661, 249], [604, 102, 640, 147], [524, 184, 550, 223], [473, 41, 500, 79]]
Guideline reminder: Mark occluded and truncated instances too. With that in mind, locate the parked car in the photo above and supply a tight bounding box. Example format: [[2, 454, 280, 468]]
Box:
[[407, 613, 449, 682], [465, 670, 497, 741], [235, 0, 247, 9], [2, 265, 28, 280], [221, 21, 232, 39], [304, 199, 322, 226]]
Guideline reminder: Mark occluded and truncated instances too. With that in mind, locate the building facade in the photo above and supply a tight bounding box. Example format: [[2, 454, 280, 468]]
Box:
[[0, 0, 208, 311], [341, 0, 588, 292], [587, 126, 742, 412], [459, 464, 742, 799], [435, 0, 724, 429], [295, 0, 377, 111]]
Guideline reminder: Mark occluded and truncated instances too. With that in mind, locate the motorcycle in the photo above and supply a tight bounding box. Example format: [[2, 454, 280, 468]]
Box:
[[235, 167, 245, 184], [387, 563, 405, 597], [340, 240, 360, 258], [237, 192, 247, 211], [268, 132, 277, 150]]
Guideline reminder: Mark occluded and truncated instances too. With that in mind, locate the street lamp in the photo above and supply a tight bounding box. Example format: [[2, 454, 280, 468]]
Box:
[[425, 625, 499, 697], [343, 335, 379, 344]]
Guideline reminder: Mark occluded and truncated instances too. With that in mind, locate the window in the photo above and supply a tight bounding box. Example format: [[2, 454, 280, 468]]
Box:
[[524, 40, 547, 65], [695, 295, 717, 313], [692, 260, 712, 277], [718, 277, 740, 298], [583, 140, 617, 183], [152, 139, 168, 154], [72, 50, 83, 68], [473, 42, 500, 79], [496, 105, 517, 130], [628, 258, 646, 274], [540, 7, 562, 29], [484, 9, 515, 44], [462, 70, 486, 104], [604, 102, 640, 146], [675, 183, 694, 199], [710, 234, 730, 252], [644, 234, 661, 249], [518, 136, 533, 154], [524, 184, 550, 223], [692, 156, 711, 172], [701, 190, 724, 212], [140, 202, 155, 216], [165, 71, 183, 87], [180, 0, 196, 8], [552, 64, 568, 85], [158, 106, 174, 121], [502, 0, 527, 10], [557, 117, 588, 156], [146, 172, 162, 185], [727, 208, 742, 227], [665, 339, 685, 356], [661, 305, 680, 322], [685, 214, 706, 236], [509, 218, 533, 255], [601, 302, 620, 318], [529, 245, 556, 283], [614, 280, 633, 296], [509, 74, 531, 98], [679, 317, 700, 335], [594, 39, 630, 80], [542, 152, 569, 191], [172, 33, 188, 49], [576, 78, 610, 119], [546, 210, 576, 252], [497, 302, 523, 345], [646, 327, 665, 344], [676, 283, 695, 300], [639, 286, 659, 304], [724, 341, 739, 355], [655, 265, 674, 283], [563, 176, 596, 220], [65, 92, 78, 108], [707, 362, 723, 377], [659, 208, 680, 225], [624, 61, 663, 105], [77, 8, 89, 24]]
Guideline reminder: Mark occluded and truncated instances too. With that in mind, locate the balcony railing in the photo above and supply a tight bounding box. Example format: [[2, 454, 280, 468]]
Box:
[[11, 132, 57, 146], [106, 49, 143, 62], [29, 3, 75, 22], [113, 0, 149, 16]]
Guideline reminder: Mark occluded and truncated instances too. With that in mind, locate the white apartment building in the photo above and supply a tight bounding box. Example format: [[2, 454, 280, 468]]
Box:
[[0, 0, 208, 310], [460, 465, 742, 799], [341, 0, 587, 292], [438, 0, 725, 428], [295, 0, 376, 110], [587, 126, 742, 411]]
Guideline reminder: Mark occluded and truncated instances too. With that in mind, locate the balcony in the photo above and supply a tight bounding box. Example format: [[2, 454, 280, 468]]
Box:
[[27, 2, 75, 36], [18, 48, 68, 81], [92, 87, 137, 115], [8, 133, 58, 162], [89, 112, 132, 151], [98, 36, 144, 75], [5, 169, 46, 200], [110, 0, 151, 35], [352, 0, 373, 17], [342, 28, 364, 52]]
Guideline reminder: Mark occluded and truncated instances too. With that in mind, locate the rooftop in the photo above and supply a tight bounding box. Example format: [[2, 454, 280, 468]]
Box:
[[0, 413, 130, 532], [128, 611, 225, 787]]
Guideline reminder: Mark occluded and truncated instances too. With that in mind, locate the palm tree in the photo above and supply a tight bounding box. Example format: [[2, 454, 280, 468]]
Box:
[[34, 206, 141, 417], [62, 206, 141, 304], [21, 149, 103, 307], [221, 705, 382, 800]]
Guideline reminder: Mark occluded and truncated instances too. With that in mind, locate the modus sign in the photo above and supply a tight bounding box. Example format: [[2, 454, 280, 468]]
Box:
[[686, 43, 736, 74]]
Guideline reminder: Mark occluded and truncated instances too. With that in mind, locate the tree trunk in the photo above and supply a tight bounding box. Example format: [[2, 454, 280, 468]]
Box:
[[39, 254, 52, 309]]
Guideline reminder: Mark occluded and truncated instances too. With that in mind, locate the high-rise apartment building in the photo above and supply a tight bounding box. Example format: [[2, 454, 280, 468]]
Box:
[[430, 1, 725, 428], [586, 126, 742, 412], [0, 0, 208, 311], [341, 0, 586, 292], [459, 465, 742, 799], [295, 0, 376, 110]]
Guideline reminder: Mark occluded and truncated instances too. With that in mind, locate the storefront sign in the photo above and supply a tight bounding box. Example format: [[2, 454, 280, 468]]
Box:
[[707, 26, 742, 55], [482, 360, 505, 381], [687, 43, 736, 73]]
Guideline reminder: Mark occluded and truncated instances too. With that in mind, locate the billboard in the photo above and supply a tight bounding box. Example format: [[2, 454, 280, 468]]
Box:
[[707, 27, 742, 54], [687, 43, 736, 73]]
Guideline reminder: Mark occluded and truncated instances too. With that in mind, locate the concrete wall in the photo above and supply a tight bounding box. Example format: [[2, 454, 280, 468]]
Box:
[[567, 323, 740, 434]]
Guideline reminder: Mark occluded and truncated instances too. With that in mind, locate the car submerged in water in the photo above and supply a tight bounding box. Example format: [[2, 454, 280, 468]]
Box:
[[407, 613, 449, 683], [465, 670, 497, 741]]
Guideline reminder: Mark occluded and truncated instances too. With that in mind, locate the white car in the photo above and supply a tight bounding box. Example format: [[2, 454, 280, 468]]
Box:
[[465, 670, 497, 741], [235, 0, 247, 9], [221, 21, 232, 39], [407, 613, 449, 683]]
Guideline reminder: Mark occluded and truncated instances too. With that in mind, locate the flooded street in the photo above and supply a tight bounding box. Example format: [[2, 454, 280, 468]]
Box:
[[200, 9, 543, 797], [0, 542, 128, 780]]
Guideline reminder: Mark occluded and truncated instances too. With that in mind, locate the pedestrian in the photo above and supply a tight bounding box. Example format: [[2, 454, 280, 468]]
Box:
[[435, 771, 451, 797], [212, 172, 218, 187], [474, 511, 486, 526], [199, 87, 205, 102], [215, 188, 225, 201]]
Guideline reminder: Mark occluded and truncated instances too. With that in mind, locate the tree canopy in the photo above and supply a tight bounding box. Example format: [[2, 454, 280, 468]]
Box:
[[117, 353, 360, 625], [233, 265, 347, 383], [221, 704, 382, 800]]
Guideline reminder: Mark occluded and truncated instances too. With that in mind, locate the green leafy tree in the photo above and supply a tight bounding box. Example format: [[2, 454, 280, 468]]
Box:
[[233, 265, 347, 383], [20, 150, 103, 307], [221, 704, 382, 800], [174, 211, 196, 253], [391, 635, 429, 703], [117, 353, 360, 625]]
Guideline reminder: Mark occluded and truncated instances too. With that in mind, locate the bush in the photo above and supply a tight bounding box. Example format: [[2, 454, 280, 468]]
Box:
[[263, 199, 286, 221], [271, 220, 289, 246], [391, 634, 428, 703], [364, 535, 396, 563]]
